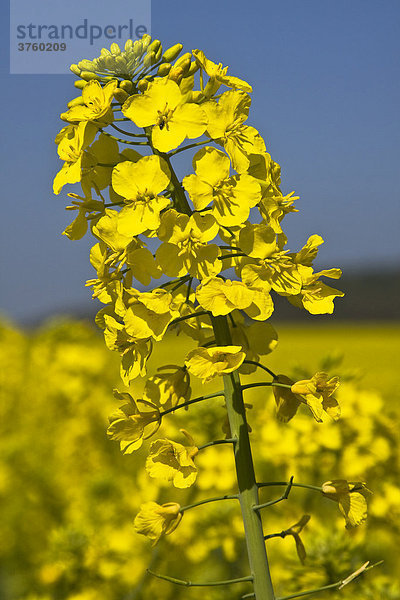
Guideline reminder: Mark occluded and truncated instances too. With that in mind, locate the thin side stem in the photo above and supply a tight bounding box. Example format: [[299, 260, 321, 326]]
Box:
[[197, 438, 236, 451], [169, 310, 211, 327], [181, 494, 239, 512], [100, 129, 149, 145], [276, 582, 340, 600], [110, 123, 147, 137], [241, 381, 292, 392], [168, 140, 209, 156], [243, 361, 277, 378], [159, 391, 225, 418], [254, 477, 294, 511], [257, 482, 323, 494], [147, 570, 253, 587]]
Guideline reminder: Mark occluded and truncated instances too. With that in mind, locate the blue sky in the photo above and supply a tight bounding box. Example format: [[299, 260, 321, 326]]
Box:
[[1, 0, 399, 323]]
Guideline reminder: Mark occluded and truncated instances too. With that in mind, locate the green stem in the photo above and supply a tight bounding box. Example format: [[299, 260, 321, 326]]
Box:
[[211, 315, 275, 600], [241, 381, 293, 391], [168, 140, 209, 156], [181, 493, 239, 512], [100, 129, 149, 145], [197, 438, 236, 451], [218, 253, 248, 260], [257, 482, 323, 494], [110, 123, 147, 137], [254, 477, 294, 510], [276, 582, 340, 600], [147, 569, 253, 587], [144, 127, 192, 215], [242, 361, 277, 378], [159, 391, 224, 418], [169, 310, 210, 327]]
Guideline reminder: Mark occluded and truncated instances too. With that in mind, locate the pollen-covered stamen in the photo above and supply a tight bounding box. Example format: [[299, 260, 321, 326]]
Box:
[[156, 104, 174, 131]]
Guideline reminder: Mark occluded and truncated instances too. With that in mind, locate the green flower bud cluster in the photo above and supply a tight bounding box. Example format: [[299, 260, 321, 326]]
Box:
[[69, 35, 196, 90]]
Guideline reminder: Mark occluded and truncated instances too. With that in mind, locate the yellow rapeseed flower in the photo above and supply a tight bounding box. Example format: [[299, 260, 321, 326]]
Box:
[[53, 122, 97, 194], [145, 430, 198, 488], [203, 90, 265, 172], [107, 390, 160, 454], [183, 146, 261, 226], [195, 277, 255, 315], [288, 265, 344, 315], [122, 78, 207, 152], [291, 372, 340, 423], [156, 209, 221, 279], [185, 345, 245, 382], [143, 365, 191, 409], [112, 155, 171, 236], [192, 49, 252, 95], [60, 80, 118, 125], [134, 501, 182, 545], [321, 480, 371, 528]]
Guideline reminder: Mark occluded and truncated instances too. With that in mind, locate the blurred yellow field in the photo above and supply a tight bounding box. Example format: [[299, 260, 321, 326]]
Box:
[[1, 318, 399, 600]]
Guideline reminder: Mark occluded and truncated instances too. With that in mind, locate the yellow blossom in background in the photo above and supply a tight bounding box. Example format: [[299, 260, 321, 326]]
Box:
[[111, 155, 171, 236], [185, 345, 245, 382], [291, 372, 340, 423], [134, 502, 182, 546], [60, 80, 118, 125], [146, 431, 198, 488], [321, 480, 371, 528], [122, 78, 207, 152], [107, 390, 161, 454]]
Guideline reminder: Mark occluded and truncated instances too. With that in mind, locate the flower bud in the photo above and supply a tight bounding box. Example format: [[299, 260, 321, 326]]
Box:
[[143, 51, 156, 68], [69, 64, 81, 76], [124, 39, 134, 52], [176, 56, 191, 75], [113, 88, 129, 103], [114, 55, 127, 70], [186, 60, 200, 76], [157, 62, 171, 77], [110, 43, 121, 55], [77, 59, 94, 70], [80, 70, 100, 81], [74, 80, 86, 89], [141, 34, 152, 51], [100, 47, 111, 56], [162, 43, 183, 63], [168, 66, 183, 83], [137, 78, 150, 92], [174, 52, 192, 68], [120, 80, 134, 93], [147, 39, 161, 55]]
